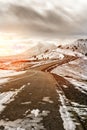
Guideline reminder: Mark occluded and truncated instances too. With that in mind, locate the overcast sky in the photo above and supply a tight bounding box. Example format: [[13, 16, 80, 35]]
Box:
[[0, 0, 87, 39]]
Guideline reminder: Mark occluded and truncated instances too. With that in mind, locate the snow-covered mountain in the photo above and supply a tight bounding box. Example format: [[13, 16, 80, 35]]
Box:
[[64, 39, 87, 55], [0, 42, 56, 61], [1, 39, 87, 63], [30, 39, 87, 61], [23, 42, 56, 57], [31, 49, 64, 61]]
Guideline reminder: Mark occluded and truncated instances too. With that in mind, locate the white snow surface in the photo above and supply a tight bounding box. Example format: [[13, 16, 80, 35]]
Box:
[[42, 97, 54, 103], [66, 78, 87, 93], [51, 57, 87, 93], [29, 47, 66, 61], [0, 91, 15, 112], [64, 39, 87, 55], [0, 78, 10, 85], [0, 70, 26, 85], [36, 50, 64, 60], [0, 84, 29, 113], [51, 57, 87, 80], [0, 70, 26, 78], [56, 90, 76, 130], [0, 110, 50, 130], [71, 102, 87, 121], [31, 109, 40, 117]]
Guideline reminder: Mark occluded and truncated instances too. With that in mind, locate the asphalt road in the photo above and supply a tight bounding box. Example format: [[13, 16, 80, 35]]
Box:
[[0, 56, 87, 130]]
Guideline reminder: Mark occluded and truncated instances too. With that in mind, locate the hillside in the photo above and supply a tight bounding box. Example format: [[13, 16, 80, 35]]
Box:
[[64, 39, 87, 55]]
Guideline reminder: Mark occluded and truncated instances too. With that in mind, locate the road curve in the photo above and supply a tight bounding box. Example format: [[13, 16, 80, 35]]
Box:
[[0, 55, 86, 130]]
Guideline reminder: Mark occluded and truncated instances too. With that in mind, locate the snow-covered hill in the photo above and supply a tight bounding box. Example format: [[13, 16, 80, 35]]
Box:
[[23, 42, 56, 58], [0, 42, 56, 61], [33, 49, 64, 60], [0, 39, 87, 63], [64, 39, 87, 55]]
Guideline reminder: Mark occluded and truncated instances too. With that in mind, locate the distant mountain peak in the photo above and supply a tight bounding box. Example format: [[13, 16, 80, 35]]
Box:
[[77, 39, 87, 42], [64, 39, 87, 55]]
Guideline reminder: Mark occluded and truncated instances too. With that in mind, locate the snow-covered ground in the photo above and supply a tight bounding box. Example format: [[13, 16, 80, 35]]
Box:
[[0, 70, 26, 78], [57, 88, 87, 130], [51, 57, 87, 95], [64, 39, 87, 55], [35, 50, 64, 60], [29, 42, 86, 64], [29, 49, 65, 61], [0, 109, 50, 130], [0, 70, 26, 85], [71, 102, 87, 120], [55, 48, 81, 57], [0, 91, 15, 112], [58, 91, 76, 130], [52, 56, 87, 130], [51, 57, 87, 94], [51, 57, 87, 80]]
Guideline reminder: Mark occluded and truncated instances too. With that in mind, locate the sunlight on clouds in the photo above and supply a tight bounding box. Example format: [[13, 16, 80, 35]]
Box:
[[0, 35, 29, 56]]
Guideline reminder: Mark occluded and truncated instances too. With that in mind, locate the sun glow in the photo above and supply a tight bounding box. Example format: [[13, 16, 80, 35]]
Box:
[[0, 35, 28, 56]]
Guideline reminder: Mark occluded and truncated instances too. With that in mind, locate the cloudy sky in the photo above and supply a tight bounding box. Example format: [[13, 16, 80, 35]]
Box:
[[0, 0, 87, 39]]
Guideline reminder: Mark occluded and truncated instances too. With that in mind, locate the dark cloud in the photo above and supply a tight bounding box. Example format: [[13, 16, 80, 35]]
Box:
[[9, 4, 43, 21], [0, 1, 87, 38]]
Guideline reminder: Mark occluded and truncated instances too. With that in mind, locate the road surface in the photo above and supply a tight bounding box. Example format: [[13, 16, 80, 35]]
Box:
[[0, 56, 87, 130]]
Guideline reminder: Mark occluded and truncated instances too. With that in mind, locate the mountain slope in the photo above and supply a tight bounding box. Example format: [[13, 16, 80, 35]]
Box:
[[0, 42, 56, 61], [64, 39, 87, 55]]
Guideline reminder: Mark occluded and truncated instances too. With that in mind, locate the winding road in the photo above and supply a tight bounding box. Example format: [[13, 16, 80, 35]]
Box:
[[0, 56, 87, 130]]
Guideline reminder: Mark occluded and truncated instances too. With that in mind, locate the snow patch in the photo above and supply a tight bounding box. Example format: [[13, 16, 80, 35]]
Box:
[[63, 85, 68, 88], [66, 78, 87, 94], [71, 102, 87, 120], [21, 101, 31, 105], [51, 58, 87, 81], [0, 78, 10, 85], [8, 85, 27, 103], [0, 110, 50, 130], [0, 70, 26, 85], [56, 90, 76, 130], [0, 91, 15, 112], [0, 70, 26, 78], [31, 109, 40, 117], [42, 97, 54, 103], [59, 106, 76, 130]]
